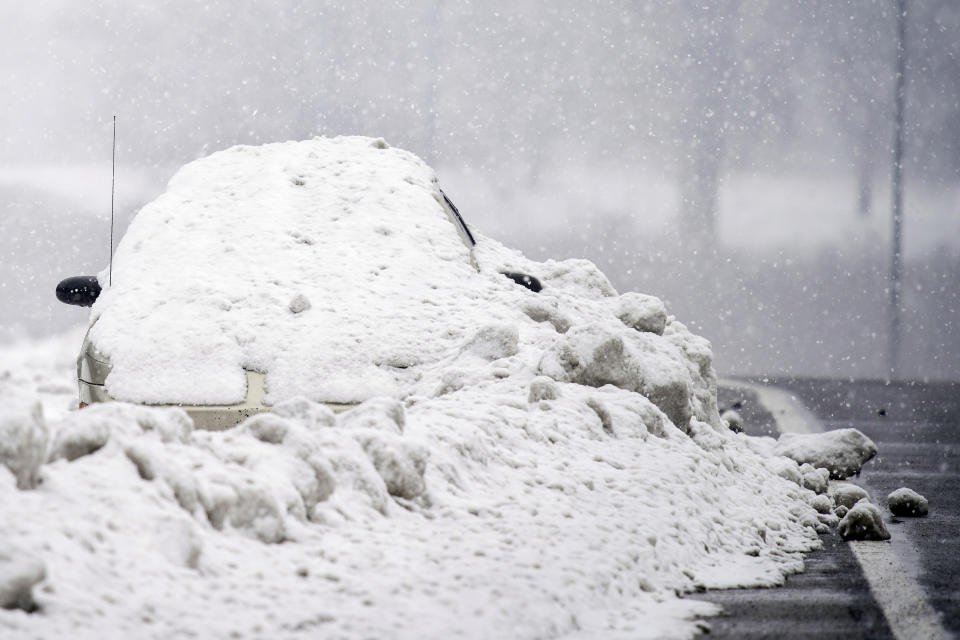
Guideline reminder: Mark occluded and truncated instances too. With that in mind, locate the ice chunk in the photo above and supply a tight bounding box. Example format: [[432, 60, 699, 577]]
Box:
[[773, 428, 877, 479], [837, 502, 890, 541], [0, 396, 48, 489], [887, 487, 928, 517], [616, 292, 667, 335]]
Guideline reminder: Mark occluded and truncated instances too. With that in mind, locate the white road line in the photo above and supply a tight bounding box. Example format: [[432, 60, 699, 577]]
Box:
[[719, 378, 821, 434], [850, 541, 950, 640], [721, 378, 951, 640]]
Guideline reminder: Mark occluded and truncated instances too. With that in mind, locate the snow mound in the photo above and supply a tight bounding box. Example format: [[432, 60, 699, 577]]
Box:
[[0, 139, 835, 639], [888, 487, 928, 517], [773, 428, 877, 479], [0, 369, 830, 638], [837, 501, 891, 541]]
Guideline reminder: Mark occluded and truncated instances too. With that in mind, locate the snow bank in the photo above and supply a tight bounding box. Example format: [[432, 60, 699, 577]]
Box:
[[0, 379, 826, 639], [0, 138, 835, 639]]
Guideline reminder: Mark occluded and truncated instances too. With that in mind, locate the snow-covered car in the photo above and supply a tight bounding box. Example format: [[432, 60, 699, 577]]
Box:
[[56, 136, 543, 429]]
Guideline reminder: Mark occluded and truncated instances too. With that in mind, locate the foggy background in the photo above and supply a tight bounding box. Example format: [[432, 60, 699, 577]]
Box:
[[2, 0, 958, 380]]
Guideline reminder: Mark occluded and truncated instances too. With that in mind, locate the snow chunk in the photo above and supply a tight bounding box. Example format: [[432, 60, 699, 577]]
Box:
[[528, 376, 560, 403], [49, 418, 110, 462], [616, 292, 667, 335], [352, 430, 428, 500], [837, 502, 890, 541], [462, 325, 519, 361], [538, 322, 693, 430], [799, 463, 829, 494], [48, 403, 192, 463], [0, 551, 45, 612], [887, 487, 928, 517], [817, 511, 840, 528], [773, 428, 877, 479], [538, 258, 617, 298], [721, 409, 743, 433], [0, 397, 48, 489], [767, 456, 803, 486], [270, 396, 337, 427], [830, 482, 870, 510], [521, 298, 571, 333], [338, 397, 406, 435], [288, 293, 311, 314], [809, 494, 833, 514]]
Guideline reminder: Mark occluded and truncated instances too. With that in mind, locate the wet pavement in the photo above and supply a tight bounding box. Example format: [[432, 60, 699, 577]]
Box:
[[691, 377, 960, 639]]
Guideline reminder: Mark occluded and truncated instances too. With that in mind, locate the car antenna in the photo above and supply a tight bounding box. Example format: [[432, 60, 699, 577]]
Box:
[[109, 114, 116, 287]]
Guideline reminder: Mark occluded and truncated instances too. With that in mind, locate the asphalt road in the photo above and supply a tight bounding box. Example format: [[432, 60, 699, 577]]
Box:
[[689, 377, 960, 639]]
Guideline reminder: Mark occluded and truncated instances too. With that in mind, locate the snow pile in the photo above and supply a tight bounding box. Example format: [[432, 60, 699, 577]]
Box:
[[0, 138, 842, 638], [0, 377, 828, 639], [773, 428, 877, 479], [837, 502, 891, 541], [0, 326, 835, 637]]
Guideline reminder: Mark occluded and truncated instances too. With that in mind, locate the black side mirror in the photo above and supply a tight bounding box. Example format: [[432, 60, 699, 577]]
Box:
[[501, 272, 542, 293], [56, 276, 101, 307]]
